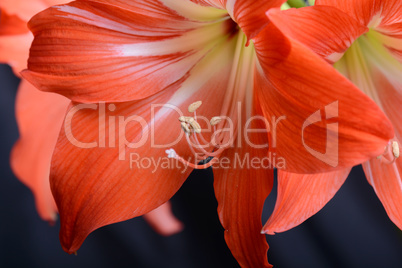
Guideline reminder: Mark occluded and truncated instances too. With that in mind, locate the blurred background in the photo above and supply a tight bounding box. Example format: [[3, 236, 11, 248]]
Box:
[[1, 64, 402, 267]]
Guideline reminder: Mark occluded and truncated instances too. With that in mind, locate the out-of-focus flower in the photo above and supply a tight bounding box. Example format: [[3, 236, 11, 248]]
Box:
[[1, 0, 183, 234], [22, 0, 394, 266], [260, 0, 402, 234], [0, 0, 71, 223], [0, 9, 31, 75], [0, 0, 66, 74]]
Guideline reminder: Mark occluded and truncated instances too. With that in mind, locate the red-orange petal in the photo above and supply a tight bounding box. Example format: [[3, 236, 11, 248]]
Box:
[[0, 33, 31, 75], [53, 98, 191, 253], [317, 0, 402, 37], [0, 9, 29, 35], [362, 64, 402, 230], [318, 0, 402, 62], [266, 6, 367, 63], [50, 40, 237, 253], [363, 159, 402, 230], [213, 99, 273, 268], [0, 9, 32, 75], [142, 201, 183, 236], [189, 0, 287, 39], [263, 168, 350, 234], [228, 0, 286, 40], [253, 22, 394, 173], [22, 0, 232, 102], [10, 80, 70, 222]]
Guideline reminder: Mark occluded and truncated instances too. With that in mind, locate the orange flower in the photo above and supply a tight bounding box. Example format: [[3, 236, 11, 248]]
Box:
[[1, 0, 182, 234], [261, 0, 402, 234], [22, 0, 394, 266]]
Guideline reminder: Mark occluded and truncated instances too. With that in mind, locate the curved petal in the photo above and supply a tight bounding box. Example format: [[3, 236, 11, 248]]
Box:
[[22, 0, 232, 102], [316, 0, 402, 37], [227, 0, 286, 40], [187, 0, 288, 40], [10, 80, 70, 222], [53, 98, 190, 254], [253, 22, 394, 174], [10, 80, 181, 233], [315, 1, 402, 64], [363, 159, 402, 230], [50, 36, 238, 253], [362, 64, 402, 230], [267, 6, 367, 63], [263, 168, 350, 234], [214, 99, 273, 268], [142, 201, 183, 236]]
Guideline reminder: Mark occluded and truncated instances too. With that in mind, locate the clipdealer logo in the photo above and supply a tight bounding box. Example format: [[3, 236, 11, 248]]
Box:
[[62, 101, 339, 169], [302, 101, 339, 167]]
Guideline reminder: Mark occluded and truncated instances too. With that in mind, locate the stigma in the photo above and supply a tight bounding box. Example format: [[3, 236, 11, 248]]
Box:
[[377, 140, 400, 164], [392, 141, 400, 159]]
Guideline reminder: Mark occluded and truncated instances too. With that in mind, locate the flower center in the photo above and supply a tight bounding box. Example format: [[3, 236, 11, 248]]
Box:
[[333, 28, 402, 166], [333, 29, 402, 104], [166, 101, 226, 169], [165, 27, 256, 169]]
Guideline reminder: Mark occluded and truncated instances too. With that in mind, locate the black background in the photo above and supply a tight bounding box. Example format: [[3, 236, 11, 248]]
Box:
[[1, 64, 402, 267]]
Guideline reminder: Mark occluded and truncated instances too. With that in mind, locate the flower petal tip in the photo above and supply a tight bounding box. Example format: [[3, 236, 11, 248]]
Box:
[[260, 228, 275, 235], [156, 221, 184, 237], [48, 213, 58, 226]]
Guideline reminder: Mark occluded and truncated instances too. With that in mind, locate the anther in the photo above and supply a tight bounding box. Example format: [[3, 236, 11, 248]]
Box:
[[178, 116, 201, 134], [173, 107, 229, 170], [188, 119, 201, 133], [392, 141, 400, 158], [210, 116, 222, 126], [188, 101, 202, 113]]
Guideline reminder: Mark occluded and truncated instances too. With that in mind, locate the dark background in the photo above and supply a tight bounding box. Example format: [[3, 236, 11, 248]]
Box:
[[1, 64, 402, 267]]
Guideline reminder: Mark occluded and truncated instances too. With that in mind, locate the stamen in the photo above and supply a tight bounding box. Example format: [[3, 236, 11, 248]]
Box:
[[181, 122, 191, 134], [392, 141, 399, 158], [173, 104, 233, 170], [189, 119, 201, 133], [210, 116, 222, 126], [191, 133, 225, 157], [185, 133, 207, 159], [178, 116, 201, 134], [188, 101, 202, 113]]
